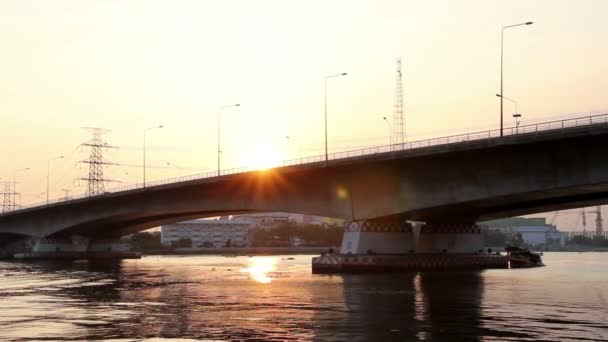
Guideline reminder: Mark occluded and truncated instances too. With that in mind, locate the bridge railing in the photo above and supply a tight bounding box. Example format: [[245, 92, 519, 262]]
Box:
[[11, 112, 608, 213]]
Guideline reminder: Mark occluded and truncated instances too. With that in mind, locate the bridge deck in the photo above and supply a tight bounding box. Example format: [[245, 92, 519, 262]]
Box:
[[3, 112, 608, 216]]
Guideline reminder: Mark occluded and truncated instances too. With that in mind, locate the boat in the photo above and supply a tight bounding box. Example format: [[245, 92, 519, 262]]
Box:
[[505, 246, 544, 268]]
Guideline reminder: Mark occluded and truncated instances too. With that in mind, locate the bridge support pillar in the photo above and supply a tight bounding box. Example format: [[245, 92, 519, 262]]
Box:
[[31, 235, 91, 253], [416, 223, 484, 254], [315, 220, 504, 273], [15, 236, 140, 260], [339, 218, 415, 255]]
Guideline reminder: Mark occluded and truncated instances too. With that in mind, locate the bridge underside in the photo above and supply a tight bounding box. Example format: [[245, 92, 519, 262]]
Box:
[[46, 185, 608, 240], [2, 122, 608, 244]]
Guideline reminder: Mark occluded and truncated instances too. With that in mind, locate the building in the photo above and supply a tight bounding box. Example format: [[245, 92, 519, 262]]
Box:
[[161, 218, 253, 248], [563, 230, 608, 240], [512, 226, 565, 247], [480, 217, 565, 248], [292, 214, 341, 226], [232, 212, 292, 229]]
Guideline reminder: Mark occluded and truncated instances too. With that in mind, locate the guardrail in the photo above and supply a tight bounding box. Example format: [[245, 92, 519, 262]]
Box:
[[8, 112, 608, 213]]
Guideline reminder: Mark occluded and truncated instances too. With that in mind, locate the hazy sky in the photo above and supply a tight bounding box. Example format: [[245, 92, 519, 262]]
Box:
[[1, 0, 607, 225]]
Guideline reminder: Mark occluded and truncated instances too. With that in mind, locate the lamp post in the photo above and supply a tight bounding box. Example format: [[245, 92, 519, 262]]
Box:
[[513, 113, 522, 133], [46, 155, 64, 204], [500, 21, 533, 136], [143, 125, 163, 187], [217, 104, 240, 176], [13, 168, 30, 211], [496, 94, 520, 134], [324, 72, 348, 163], [382, 116, 392, 147]]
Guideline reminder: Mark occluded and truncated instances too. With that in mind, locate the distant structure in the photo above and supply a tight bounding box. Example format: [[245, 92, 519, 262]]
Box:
[[232, 212, 292, 229], [552, 206, 604, 234], [1, 182, 16, 213], [589, 205, 604, 236], [392, 58, 406, 148], [481, 217, 565, 248], [161, 218, 253, 248], [78, 127, 117, 196]]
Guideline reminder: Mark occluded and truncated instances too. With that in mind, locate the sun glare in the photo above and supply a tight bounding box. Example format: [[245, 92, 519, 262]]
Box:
[[243, 142, 284, 170], [240, 256, 278, 284]]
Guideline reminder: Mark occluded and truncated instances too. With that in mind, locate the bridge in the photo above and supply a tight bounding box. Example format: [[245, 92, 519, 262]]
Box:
[[2, 114, 608, 257]]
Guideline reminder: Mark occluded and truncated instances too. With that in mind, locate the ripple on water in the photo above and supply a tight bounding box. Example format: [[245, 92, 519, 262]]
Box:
[[0, 254, 606, 341]]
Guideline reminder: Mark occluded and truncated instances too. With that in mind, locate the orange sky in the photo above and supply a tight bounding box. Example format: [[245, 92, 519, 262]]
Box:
[[1, 0, 607, 228]]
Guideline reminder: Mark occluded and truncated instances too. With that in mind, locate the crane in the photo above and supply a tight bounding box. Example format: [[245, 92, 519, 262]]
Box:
[[584, 206, 603, 236], [549, 210, 585, 228]]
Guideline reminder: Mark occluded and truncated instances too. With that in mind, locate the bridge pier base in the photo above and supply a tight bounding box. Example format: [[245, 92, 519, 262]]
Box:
[[313, 219, 506, 273], [14, 236, 140, 260], [339, 218, 415, 255], [416, 223, 484, 254]]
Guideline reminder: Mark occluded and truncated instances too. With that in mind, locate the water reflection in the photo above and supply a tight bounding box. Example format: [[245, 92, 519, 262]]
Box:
[[415, 272, 484, 341], [240, 256, 278, 284], [1, 255, 606, 341], [312, 271, 484, 341]]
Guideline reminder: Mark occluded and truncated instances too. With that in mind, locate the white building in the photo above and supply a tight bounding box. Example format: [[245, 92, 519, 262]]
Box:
[[161, 218, 253, 248], [481, 217, 565, 248], [513, 226, 565, 247]]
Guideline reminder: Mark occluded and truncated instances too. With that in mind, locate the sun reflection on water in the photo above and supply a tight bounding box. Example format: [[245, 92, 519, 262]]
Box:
[[240, 257, 278, 284]]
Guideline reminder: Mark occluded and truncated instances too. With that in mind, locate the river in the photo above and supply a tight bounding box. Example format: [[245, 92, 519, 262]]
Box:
[[0, 253, 606, 341]]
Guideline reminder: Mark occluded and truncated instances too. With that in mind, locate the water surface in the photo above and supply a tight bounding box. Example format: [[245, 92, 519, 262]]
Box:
[[0, 253, 606, 341]]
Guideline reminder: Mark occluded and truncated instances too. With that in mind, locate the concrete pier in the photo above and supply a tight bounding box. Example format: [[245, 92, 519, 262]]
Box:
[[14, 251, 141, 260], [312, 253, 507, 273], [12, 236, 140, 260], [313, 219, 501, 273]]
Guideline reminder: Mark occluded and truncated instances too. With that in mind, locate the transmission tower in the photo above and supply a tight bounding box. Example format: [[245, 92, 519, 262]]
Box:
[[78, 127, 117, 196], [1, 182, 14, 213], [392, 58, 406, 148]]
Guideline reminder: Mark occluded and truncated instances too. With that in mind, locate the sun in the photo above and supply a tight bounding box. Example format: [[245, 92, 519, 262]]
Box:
[[242, 142, 284, 170]]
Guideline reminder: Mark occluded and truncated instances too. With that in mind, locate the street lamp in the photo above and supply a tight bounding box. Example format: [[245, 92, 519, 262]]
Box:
[[513, 113, 522, 133], [496, 94, 520, 134], [499, 21, 533, 136], [46, 155, 64, 204], [382, 116, 392, 147], [217, 104, 240, 176], [324, 72, 348, 163], [496, 94, 518, 116], [143, 125, 163, 187], [13, 168, 30, 211]]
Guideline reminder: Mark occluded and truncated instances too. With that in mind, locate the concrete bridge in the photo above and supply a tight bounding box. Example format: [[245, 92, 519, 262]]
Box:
[[2, 114, 608, 256]]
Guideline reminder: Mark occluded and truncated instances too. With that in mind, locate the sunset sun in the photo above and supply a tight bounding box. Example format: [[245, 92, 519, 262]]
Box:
[[243, 142, 284, 170]]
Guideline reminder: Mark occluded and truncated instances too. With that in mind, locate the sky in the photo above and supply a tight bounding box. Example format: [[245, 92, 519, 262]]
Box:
[[1, 0, 607, 228]]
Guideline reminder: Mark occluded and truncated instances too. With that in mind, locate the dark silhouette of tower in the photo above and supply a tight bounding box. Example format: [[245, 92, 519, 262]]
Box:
[[78, 127, 117, 196], [1, 182, 14, 213], [393, 58, 406, 147]]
